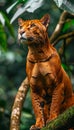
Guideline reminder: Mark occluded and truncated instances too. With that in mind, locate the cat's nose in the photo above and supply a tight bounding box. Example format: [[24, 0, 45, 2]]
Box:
[[20, 31, 25, 35], [20, 32, 27, 40]]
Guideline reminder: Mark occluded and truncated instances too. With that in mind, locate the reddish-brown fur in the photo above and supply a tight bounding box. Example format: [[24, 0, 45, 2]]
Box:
[[18, 14, 74, 130]]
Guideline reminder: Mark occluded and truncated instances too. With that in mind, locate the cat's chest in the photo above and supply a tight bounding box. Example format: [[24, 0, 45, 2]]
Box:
[[28, 62, 56, 94]]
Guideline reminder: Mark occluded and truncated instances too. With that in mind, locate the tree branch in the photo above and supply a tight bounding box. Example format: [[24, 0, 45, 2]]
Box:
[[50, 11, 74, 44], [10, 77, 29, 130], [41, 106, 74, 130], [52, 31, 74, 46]]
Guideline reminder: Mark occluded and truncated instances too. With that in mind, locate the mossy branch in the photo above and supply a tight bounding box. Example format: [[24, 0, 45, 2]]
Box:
[[41, 106, 74, 130]]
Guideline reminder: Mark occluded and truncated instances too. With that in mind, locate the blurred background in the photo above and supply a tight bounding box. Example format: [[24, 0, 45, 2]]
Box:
[[0, 0, 74, 130]]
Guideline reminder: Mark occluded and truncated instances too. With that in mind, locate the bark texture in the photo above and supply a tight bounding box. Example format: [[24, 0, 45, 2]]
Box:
[[10, 77, 29, 130]]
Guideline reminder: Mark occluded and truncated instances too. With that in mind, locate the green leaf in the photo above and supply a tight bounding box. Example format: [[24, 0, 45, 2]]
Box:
[[0, 24, 7, 51], [62, 63, 71, 76], [1, 12, 15, 38], [53, 0, 74, 14], [6, 0, 28, 13], [10, 0, 43, 23], [62, 63, 68, 70], [0, 12, 5, 25], [18, 0, 28, 4], [62, 19, 74, 33]]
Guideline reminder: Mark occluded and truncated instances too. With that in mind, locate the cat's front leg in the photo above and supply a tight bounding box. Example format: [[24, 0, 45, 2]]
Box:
[[30, 91, 46, 130], [47, 83, 64, 122]]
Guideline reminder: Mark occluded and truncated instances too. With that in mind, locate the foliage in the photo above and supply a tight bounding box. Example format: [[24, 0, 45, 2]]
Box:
[[0, 0, 74, 130], [53, 0, 74, 14], [7, 0, 44, 23], [0, 23, 7, 50], [0, 11, 15, 50], [62, 19, 74, 33]]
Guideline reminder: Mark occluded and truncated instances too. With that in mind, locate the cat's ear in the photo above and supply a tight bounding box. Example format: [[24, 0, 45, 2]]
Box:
[[40, 14, 50, 28], [18, 18, 24, 26]]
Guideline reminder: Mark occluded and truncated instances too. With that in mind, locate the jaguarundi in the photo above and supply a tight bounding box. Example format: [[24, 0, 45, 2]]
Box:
[[18, 14, 74, 130]]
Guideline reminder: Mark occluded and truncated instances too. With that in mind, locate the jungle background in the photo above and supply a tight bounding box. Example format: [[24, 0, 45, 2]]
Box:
[[0, 0, 74, 130]]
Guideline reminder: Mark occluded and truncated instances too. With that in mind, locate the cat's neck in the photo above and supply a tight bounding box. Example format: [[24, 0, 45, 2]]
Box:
[[27, 38, 54, 62]]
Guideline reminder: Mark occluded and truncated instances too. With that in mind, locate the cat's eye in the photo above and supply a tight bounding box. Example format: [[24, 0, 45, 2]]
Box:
[[30, 23, 36, 28], [19, 26, 22, 29]]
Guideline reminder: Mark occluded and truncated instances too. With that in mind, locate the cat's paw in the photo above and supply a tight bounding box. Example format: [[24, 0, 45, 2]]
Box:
[[30, 125, 41, 130]]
